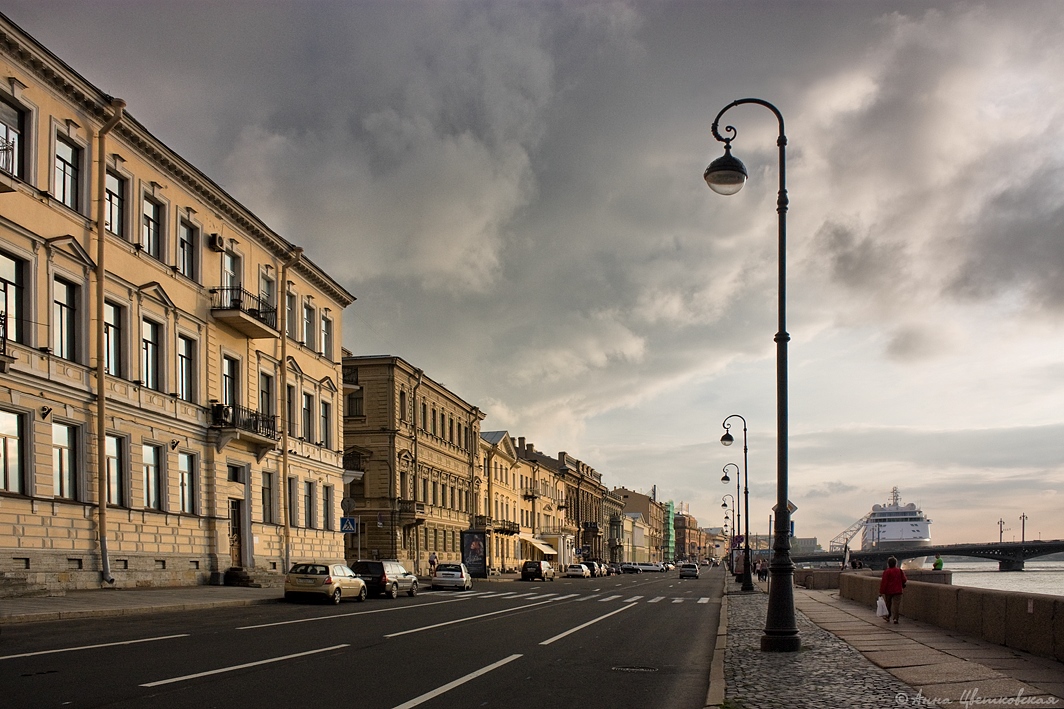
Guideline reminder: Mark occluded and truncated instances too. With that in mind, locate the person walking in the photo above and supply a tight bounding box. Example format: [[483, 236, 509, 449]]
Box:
[[879, 556, 908, 624], [932, 554, 944, 570], [428, 551, 438, 577]]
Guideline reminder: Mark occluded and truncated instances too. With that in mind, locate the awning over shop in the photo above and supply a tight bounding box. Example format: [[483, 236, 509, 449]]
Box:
[[519, 532, 558, 556]]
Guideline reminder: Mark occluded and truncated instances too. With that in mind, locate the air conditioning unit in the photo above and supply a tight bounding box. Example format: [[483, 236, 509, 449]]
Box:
[[208, 233, 226, 252], [213, 404, 235, 425]]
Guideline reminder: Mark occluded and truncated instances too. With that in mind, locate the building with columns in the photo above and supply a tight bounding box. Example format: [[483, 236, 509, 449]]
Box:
[[0, 13, 353, 590]]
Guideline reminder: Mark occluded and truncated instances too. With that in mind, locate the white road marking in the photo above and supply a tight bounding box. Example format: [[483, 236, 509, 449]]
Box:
[[0, 634, 189, 661], [390, 654, 523, 709], [598, 595, 622, 602], [237, 598, 466, 630], [383, 598, 557, 638], [507, 592, 535, 599], [672, 599, 684, 604], [140, 644, 348, 687], [539, 604, 636, 646], [698, 597, 711, 604], [624, 596, 643, 603], [575, 594, 601, 602], [648, 596, 665, 604]]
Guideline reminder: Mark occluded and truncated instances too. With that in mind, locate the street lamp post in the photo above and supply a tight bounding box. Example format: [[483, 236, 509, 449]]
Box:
[[721, 415, 754, 592], [721, 464, 741, 582], [1020, 513, 1028, 544], [704, 98, 799, 652], [721, 494, 735, 571]]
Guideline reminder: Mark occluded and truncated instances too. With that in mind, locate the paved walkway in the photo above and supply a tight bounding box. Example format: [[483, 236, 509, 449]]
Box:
[[713, 575, 1064, 708]]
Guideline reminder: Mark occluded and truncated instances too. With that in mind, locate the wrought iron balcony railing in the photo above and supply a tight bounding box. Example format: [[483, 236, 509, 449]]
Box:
[[210, 403, 278, 439], [209, 286, 277, 330]]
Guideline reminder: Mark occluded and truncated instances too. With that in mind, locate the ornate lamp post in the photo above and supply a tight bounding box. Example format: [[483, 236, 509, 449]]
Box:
[[704, 98, 799, 652], [721, 494, 735, 571], [721, 421, 754, 591]]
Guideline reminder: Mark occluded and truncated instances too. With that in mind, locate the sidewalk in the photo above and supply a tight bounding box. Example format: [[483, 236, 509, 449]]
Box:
[[712, 575, 1064, 708]]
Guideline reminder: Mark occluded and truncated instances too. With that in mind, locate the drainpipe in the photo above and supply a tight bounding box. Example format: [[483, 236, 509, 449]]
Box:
[[94, 97, 125, 586], [278, 247, 302, 573], [410, 369, 423, 571]]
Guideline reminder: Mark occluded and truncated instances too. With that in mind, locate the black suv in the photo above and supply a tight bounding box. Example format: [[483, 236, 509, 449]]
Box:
[[521, 560, 556, 582], [349, 560, 419, 598]]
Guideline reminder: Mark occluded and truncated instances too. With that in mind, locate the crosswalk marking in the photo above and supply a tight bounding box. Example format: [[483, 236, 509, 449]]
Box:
[[507, 593, 535, 599], [576, 594, 601, 602], [698, 597, 711, 604], [599, 595, 622, 602], [649, 596, 665, 603], [672, 599, 684, 604], [624, 596, 643, 603], [552, 594, 579, 601]]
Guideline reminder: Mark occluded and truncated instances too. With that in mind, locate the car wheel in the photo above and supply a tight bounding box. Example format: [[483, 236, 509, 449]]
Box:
[[387, 583, 399, 599], [331, 588, 342, 605], [284, 591, 295, 602], [464, 581, 472, 591], [357, 586, 367, 602], [431, 584, 439, 591], [408, 581, 418, 597]]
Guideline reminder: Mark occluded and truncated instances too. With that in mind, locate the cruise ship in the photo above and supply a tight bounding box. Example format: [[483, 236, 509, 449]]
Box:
[[861, 488, 932, 551]]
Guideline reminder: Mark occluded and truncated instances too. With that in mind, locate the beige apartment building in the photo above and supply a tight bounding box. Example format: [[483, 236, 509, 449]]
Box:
[[0, 15, 353, 590], [341, 355, 482, 574], [614, 486, 666, 562]]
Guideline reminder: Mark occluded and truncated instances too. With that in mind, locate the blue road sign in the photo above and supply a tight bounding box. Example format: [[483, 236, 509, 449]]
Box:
[[340, 516, 359, 533]]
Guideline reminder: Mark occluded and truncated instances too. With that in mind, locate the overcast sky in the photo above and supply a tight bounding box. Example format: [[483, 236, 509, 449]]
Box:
[[8, 0, 1064, 547]]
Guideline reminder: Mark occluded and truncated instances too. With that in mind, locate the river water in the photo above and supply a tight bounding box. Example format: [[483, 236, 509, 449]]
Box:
[[943, 560, 1064, 598]]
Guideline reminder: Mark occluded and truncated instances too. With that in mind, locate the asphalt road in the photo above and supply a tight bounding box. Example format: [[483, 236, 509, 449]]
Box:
[[1, 568, 725, 709]]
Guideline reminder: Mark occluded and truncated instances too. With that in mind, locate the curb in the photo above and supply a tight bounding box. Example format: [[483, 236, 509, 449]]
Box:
[[705, 593, 728, 707], [0, 596, 281, 625]]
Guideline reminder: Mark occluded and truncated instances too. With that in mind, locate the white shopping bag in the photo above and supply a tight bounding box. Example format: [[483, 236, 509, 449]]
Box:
[[876, 596, 889, 618]]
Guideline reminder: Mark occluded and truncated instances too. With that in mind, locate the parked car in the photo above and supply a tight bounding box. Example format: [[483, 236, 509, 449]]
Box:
[[679, 562, 700, 579], [431, 562, 472, 591], [349, 559, 419, 598], [620, 563, 641, 574], [608, 562, 623, 576], [581, 560, 601, 577], [284, 561, 367, 604], [566, 563, 591, 578], [521, 560, 557, 582]]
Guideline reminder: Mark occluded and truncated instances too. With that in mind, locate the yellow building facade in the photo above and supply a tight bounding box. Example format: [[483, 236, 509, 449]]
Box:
[[0, 15, 353, 590]]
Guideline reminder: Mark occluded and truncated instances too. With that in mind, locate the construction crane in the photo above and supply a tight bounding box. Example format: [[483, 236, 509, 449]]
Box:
[[829, 512, 872, 552]]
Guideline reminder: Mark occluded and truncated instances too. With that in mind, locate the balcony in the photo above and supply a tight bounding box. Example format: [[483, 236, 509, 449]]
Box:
[[398, 499, 427, 526], [210, 403, 278, 461], [342, 368, 361, 393], [210, 287, 278, 339], [521, 487, 540, 501], [495, 520, 520, 536], [0, 313, 13, 373], [473, 515, 493, 530]]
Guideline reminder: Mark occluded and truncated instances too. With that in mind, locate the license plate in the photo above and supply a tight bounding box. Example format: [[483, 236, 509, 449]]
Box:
[[296, 578, 315, 585]]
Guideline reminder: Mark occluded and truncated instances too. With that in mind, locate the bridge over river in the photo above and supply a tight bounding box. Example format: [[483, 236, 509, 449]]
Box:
[[790, 539, 1064, 571]]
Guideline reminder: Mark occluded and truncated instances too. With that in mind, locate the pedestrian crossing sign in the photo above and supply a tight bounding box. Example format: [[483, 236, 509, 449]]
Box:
[[340, 517, 359, 533]]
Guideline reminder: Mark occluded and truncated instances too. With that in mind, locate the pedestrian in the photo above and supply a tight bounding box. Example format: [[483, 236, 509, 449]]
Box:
[[878, 556, 907, 624], [932, 554, 944, 571], [428, 551, 438, 576]]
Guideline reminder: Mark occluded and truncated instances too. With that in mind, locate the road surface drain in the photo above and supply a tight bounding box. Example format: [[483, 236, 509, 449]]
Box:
[[612, 666, 658, 673]]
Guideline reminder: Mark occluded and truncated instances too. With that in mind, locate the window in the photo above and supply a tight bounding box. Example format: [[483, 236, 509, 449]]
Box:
[[52, 277, 77, 361], [347, 390, 363, 417], [105, 172, 126, 237], [431, 407, 438, 436], [421, 401, 427, 430], [448, 416, 454, 443], [54, 136, 80, 210], [178, 452, 195, 514], [262, 472, 274, 524], [319, 315, 332, 357], [259, 271, 275, 309], [288, 477, 299, 527], [285, 292, 297, 338], [319, 401, 331, 448], [52, 422, 77, 499], [143, 444, 162, 510], [399, 391, 407, 422], [302, 303, 314, 345], [177, 220, 197, 280], [0, 99, 24, 177], [221, 356, 238, 406], [304, 481, 315, 529], [259, 372, 274, 416], [322, 486, 334, 531], [0, 410, 24, 493], [0, 251, 25, 345], [301, 392, 314, 441], [177, 335, 195, 402], [141, 197, 162, 258], [221, 251, 240, 290], [141, 319, 161, 390], [103, 302, 122, 377], [286, 384, 296, 436], [106, 434, 125, 506]]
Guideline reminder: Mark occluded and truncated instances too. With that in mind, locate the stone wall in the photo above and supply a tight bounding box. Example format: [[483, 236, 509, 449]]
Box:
[[839, 571, 1064, 662]]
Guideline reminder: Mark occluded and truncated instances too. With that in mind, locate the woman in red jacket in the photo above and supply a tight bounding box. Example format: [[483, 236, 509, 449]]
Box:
[[879, 556, 907, 624]]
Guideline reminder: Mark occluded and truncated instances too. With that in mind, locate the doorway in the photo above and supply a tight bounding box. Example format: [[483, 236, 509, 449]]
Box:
[[228, 498, 244, 567]]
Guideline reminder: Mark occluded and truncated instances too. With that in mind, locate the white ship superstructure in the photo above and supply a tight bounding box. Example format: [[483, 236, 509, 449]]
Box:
[[861, 487, 932, 551]]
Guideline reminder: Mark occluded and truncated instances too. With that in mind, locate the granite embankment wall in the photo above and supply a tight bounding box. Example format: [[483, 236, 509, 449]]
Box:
[[837, 570, 1064, 662]]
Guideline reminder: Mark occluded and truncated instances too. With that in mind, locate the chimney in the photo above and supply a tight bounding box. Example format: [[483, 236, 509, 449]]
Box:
[[518, 437, 525, 451]]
